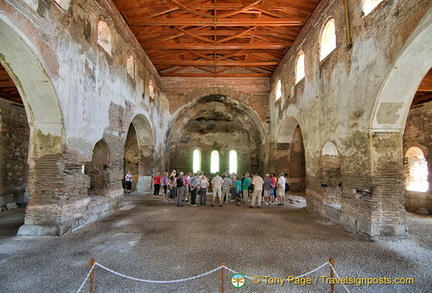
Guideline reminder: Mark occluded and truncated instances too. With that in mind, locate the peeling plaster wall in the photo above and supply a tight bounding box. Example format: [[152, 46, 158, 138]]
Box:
[[1, 0, 163, 235], [270, 0, 432, 237]]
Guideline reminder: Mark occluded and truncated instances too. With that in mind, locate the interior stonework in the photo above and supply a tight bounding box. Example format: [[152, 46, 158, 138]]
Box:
[[0, 0, 431, 240]]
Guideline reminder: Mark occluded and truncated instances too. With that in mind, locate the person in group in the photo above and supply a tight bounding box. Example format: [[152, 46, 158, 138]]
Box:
[[263, 173, 273, 205], [162, 172, 169, 202], [277, 172, 287, 206], [242, 173, 251, 204], [168, 170, 177, 205], [189, 173, 200, 206], [234, 177, 242, 205], [222, 175, 232, 205], [183, 172, 190, 202], [124, 170, 133, 194], [270, 173, 277, 203], [211, 172, 223, 207], [230, 174, 237, 202], [250, 172, 264, 208], [199, 173, 209, 206], [176, 172, 186, 207], [153, 172, 162, 199]]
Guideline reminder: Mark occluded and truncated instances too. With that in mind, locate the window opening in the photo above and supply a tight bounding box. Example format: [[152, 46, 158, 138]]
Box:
[[405, 147, 429, 192], [295, 52, 305, 84], [229, 150, 237, 174], [193, 149, 201, 174], [275, 79, 282, 101], [320, 18, 336, 61], [210, 150, 219, 174]]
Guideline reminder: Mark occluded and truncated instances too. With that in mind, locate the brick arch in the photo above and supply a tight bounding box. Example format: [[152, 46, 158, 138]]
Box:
[[403, 143, 429, 158], [370, 8, 432, 132], [0, 17, 64, 156]]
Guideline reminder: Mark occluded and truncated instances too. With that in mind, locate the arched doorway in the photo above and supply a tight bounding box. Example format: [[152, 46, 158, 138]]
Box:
[[166, 94, 265, 176], [369, 9, 432, 237], [124, 115, 154, 193], [87, 140, 110, 196], [276, 118, 306, 192], [0, 18, 67, 235]]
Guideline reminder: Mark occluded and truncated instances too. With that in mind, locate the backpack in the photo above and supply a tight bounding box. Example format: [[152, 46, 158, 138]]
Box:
[[177, 176, 184, 187]]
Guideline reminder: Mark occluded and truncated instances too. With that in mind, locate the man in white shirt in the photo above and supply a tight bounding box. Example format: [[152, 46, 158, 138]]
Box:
[[250, 172, 264, 208], [211, 172, 223, 207], [277, 173, 287, 206]]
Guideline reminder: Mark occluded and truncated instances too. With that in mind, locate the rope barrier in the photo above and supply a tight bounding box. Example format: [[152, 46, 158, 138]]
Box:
[[75, 261, 96, 293], [329, 262, 352, 293], [76, 260, 339, 292]]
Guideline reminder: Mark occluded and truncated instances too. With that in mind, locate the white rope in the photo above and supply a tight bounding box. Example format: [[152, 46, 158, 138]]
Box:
[[223, 261, 330, 281], [95, 262, 224, 284], [295, 261, 330, 278], [75, 262, 96, 293], [328, 262, 352, 293]]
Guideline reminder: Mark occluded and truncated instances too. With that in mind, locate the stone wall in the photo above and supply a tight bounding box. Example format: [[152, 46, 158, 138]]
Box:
[[269, 0, 432, 237], [0, 99, 29, 206]]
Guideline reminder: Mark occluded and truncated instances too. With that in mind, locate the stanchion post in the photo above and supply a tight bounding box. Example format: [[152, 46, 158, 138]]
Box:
[[221, 261, 225, 293], [89, 259, 95, 293], [329, 258, 335, 293]]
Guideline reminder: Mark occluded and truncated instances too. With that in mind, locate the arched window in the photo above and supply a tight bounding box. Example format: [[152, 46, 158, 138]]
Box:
[[320, 18, 337, 61], [229, 150, 237, 174], [54, 0, 71, 10], [210, 150, 219, 174], [97, 20, 112, 55], [193, 149, 201, 173], [405, 147, 429, 192], [295, 51, 305, 84], [275, 79, 282, 101], [362, 0, 384, 16], [127, 55, 135, 78], [149, 79, 155, 99]]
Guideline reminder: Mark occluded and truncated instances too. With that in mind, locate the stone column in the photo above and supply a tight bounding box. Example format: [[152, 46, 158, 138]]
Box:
[[368, 131, 408, 238]]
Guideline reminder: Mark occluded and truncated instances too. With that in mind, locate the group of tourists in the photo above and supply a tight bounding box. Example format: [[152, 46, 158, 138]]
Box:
[[150, 171, 289, 208]]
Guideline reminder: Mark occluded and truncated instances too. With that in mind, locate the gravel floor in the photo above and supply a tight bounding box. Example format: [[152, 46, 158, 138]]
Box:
[[0, 193, 431, 293]]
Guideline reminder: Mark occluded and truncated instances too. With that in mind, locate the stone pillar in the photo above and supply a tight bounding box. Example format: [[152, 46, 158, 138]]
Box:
[[368, 131, 408, 238]]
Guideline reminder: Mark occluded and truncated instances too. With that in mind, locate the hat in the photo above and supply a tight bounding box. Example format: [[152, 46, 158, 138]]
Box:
[[265, 173, 269, 176]]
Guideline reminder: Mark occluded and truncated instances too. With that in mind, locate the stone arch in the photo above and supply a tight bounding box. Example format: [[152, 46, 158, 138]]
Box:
[[0, 18, 64, 156], [0, 17, 74, 236], [87, 139, 110, 196], [276, 117, 306, 191], [366, 8, 432, 238], [125, 114, 154, 193], [320, 141, 342, 205], [370, 9, 432, 132], [166, 87, 266, 175]]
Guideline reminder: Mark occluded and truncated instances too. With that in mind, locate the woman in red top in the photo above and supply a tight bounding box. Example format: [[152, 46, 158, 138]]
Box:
[[153, 172, 162, 199]]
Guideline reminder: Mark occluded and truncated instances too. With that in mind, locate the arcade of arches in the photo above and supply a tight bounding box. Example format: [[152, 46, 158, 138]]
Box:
[[0, 0, 431, 239]]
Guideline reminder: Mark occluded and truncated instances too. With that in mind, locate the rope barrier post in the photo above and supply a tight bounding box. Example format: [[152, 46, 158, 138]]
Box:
[[329, 258, 335, 293], [89, 259, 95, 293], [220, 261, 225, 293]]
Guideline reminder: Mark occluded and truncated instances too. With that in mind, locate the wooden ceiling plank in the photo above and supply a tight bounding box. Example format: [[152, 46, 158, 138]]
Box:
[[149, 7, 179, 18], [217, 0, 262, 19], [153, 60, 278, 66], [176, 26, 215, 44], [216, 27, 256, 44], [144, 43, 287, 50], [130, 18, 303, 27], [170, 0, 214, 19]]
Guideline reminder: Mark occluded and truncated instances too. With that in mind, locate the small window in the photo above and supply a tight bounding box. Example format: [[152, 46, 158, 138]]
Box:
[[149, 79, 155, 99], [295, 52, 305, 84], [229, 150, 237, 174], [193, 149, 201, 174], [127, 55, 135, 78], [97, 20, 112, 55], [210, 150, 219, 174], [405, 147, 429, 192], [362, 0, 384, 16], [275, 79, 282, 101], [320, 18, 337, 61]]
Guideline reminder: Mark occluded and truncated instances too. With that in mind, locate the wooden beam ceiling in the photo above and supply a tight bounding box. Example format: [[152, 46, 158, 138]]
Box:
[[113, 0, 320, 77]]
